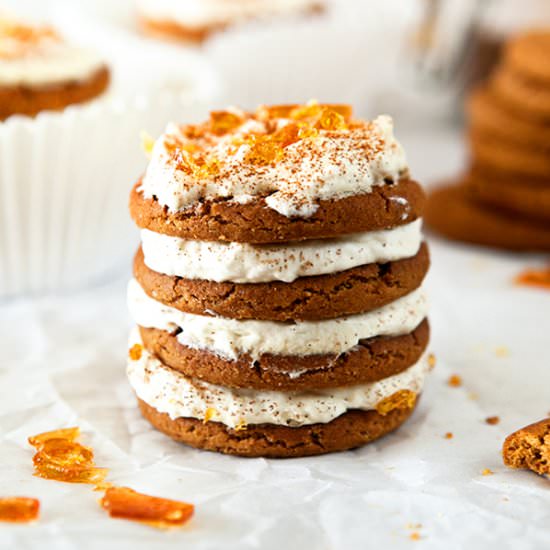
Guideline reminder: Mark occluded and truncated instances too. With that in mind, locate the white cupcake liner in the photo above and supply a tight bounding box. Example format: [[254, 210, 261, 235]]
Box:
[[204, 0, 418, 117], [0, 90, 212, 298]]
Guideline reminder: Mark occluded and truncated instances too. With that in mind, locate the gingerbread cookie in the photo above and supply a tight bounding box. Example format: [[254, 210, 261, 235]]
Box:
[[138, 398, 417, 458], [138, 319, 429, 391], [133, 243, 429, 321], [503, 418, 550, 476], [425, 183, 550, 251]]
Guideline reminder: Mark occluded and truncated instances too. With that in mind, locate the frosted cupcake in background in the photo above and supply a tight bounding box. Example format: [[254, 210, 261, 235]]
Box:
[[136, 0, 324, 44], [0, 12, 214, 298], [0, 16, 109, 119]]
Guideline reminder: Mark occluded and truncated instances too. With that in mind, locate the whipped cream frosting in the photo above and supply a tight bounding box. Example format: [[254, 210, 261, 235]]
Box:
[[141, 219, 422, 283], [139, 109, 408, 218], [127, 328, 430, 428], [0, 19, 105, 86], [127, 279, 428, 359], [137, 0, 321, 28]]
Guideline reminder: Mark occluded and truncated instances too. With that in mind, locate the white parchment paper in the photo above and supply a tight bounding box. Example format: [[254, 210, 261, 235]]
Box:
[[1, 129, 549, 550]]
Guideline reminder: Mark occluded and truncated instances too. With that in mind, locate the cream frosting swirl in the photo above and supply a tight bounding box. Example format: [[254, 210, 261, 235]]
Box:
[[127, 279, 428, 359], [139, 108, 408, 218], [127, 328, 430, 428], [140, 219, 422, 283]]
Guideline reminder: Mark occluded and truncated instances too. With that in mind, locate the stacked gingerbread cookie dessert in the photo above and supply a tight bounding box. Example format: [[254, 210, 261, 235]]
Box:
[[127, 102, 432, 457], [426, 31, 550, 250]]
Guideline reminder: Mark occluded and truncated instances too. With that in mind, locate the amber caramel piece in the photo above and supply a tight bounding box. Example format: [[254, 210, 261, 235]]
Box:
[[209, 110, 244, 135], [28, 427, 80, 448], [100, 487, 194, 529], [29, 427, 108, 485], [315, 108, 348, 131], [376, 390, 417, 416], [515, 266, 550, 290], [129, 343, 143, 361], [0, 497, 40, 523]]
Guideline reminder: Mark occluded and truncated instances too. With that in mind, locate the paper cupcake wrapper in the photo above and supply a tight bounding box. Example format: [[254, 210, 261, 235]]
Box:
[[0, 92, 210, 298]]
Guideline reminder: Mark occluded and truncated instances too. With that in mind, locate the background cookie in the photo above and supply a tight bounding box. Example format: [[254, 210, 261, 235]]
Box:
[[425, 183, 550, 251]]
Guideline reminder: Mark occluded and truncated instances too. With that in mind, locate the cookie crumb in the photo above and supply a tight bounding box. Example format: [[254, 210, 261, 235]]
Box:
[[444, 432, 453, 439], [486, 416, 500, 425], [503, 418, 550, 476], [447, 374, 462, 387], [515, 266, 550, 290], [482, 468, 494, 476], [468, 392, 479, 401]]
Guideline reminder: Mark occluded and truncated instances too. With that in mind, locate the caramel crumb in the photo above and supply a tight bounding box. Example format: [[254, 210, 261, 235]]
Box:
[[515, 266, 550, 290], [447, 375, 462, 387], [203, 407, 218, 423], [410, 532, 421, 541], [468, 392, 479, 401], [486, 416, 500, 425], [140, 131, 155, 157], [482, 468, 494, 476], [427, 353, 436, 370], [128, 344, 143, 361], [234, 419, 248, 432], [444, 432, 453, 439]]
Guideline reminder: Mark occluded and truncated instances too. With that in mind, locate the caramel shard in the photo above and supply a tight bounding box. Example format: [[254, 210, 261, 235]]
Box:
[[0, 497, 40, 523], [29, 427, 107, 485], [376, 390, 417, 416], [444, 432, 453, 439], [503, 418, 550, 476], [28, 427, 80, 448], [486, 416, 500, 425], [515, 266, 550, 290], [203, 407, 218, 423], [482, 468, 494, 476], [427, 353, 437, 369], [100, 487, 194, 529], [140, 131, 155, 157]]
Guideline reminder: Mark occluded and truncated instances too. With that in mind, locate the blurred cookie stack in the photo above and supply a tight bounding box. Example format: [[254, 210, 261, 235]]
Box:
[[426, 31, 550, 250]]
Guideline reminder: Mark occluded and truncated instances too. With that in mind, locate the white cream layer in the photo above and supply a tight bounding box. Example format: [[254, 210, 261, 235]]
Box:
[[141, 219, 422, 283], [0, 40, 105, 86], [140, 115, 408, 218], [137, 0, 320, 28], [127, 279, 428, 360], [128, 328, 430, 428]]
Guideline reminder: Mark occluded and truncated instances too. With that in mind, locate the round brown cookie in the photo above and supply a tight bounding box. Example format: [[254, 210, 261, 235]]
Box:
[[0, 66, 110, 121], [138, 320, 429, 391], [133, 243, 430, 322], [467, 87, 550, 150], [466, 171, 550, 223], [129, 178, 426, 244], [469, 129, 550, 178], [504, 31, 550, 84], [137, 398, 417, 458], [425, 183, 550, 251], [490, 66, 550, 120], [503, 418, 550, 476]]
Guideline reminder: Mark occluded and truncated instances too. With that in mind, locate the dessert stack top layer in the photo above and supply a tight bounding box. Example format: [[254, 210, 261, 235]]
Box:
[[139, 103, 410, 218]]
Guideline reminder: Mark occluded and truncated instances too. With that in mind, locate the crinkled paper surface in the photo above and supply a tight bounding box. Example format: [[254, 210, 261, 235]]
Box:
[[1, 129, 549, 549]]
